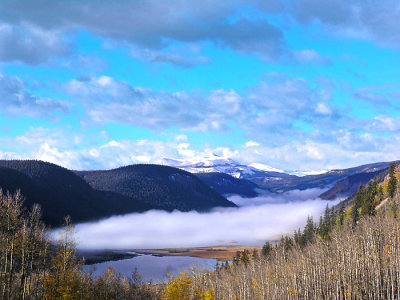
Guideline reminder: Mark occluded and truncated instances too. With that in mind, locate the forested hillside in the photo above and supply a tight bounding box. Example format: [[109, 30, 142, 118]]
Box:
[[256, 161, 392, 193], [196, 172, 259, 198], [0, 160, 235, 226], [319, 169, 383, 200], [76, 164, 236, 212], [0, 160, 157, 226], [162, 163, 400, 299]]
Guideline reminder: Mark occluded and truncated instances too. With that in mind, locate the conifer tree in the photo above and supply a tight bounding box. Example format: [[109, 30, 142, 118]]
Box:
[[388, 163, 398, 199], [261, 241, 272, 257]]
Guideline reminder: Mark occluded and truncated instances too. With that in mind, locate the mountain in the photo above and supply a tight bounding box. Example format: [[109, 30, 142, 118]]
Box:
[[0, 160, 154, 226], [160, 154, 288, 180], [75, 164, 236, 212], [338, 164, 396, 208], [258, 161, 392, 193], [319, 170, 384, 200], [161, 156, 394, 195], [0, 160, 235, 226], [195, 172, 259, 198]]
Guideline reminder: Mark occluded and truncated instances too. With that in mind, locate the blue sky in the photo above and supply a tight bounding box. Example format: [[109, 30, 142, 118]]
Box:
[[0, 0, 399, 172]]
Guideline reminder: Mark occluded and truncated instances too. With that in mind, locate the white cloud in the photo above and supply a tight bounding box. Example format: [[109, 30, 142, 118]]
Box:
[[65, 74, 340, 138], [6, 126, 400, 174], [175, 134, 188, 142], [0, 0, 286, 60], [245, 141, 260, 148], [0, 73, 69, 117], [293, 0, 400, 48], [315, 102, 332, 115], [0, 23, 69, 64]]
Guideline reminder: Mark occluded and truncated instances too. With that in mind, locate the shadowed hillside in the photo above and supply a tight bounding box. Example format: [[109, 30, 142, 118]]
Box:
[[319, 169, 383, 200], [0, 160, 155, 226], [196, 172, 260, 198], [256, 161, 393, 193], [76, 164, 236, 212], [0, 160, 235, 226]]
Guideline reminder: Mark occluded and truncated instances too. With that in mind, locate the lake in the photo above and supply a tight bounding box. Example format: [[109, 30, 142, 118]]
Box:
[[82, 252, 217, 283]]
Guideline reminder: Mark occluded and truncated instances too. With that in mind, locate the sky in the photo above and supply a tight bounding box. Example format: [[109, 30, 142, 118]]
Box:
[[0, 0, 399, 172]]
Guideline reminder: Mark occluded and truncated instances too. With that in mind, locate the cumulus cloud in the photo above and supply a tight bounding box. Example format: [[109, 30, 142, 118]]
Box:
[[72, 190, 340, 249], [0, 74, 68, 117], [0, 23, 69, 64], [65, 74, 340, 138], [315, 102, 332, 116], [5, 120, 400, 173], [353, 85, 398, 108], [0, 0, 398, 67], [0, 0, 286, 60], [245, 141, 260, 148], [291, 0, 400, 48], [367, 116, 400, 133]]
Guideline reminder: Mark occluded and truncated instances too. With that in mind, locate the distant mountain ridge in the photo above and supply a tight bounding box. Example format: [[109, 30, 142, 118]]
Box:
[[259, 161, 393, 193], [161, 156, 393, 194], [160, 155, 288, 180], [0, 160, 235, 226]]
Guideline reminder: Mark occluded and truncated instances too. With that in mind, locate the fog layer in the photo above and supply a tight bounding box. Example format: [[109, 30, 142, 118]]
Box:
[[73, 189, 341, 249]]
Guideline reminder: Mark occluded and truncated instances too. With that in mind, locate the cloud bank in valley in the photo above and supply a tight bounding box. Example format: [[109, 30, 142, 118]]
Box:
[[72, 189, 341, 250]]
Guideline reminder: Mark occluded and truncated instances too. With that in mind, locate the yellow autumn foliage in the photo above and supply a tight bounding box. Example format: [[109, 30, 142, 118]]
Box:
[[163, 272, 192, 300]]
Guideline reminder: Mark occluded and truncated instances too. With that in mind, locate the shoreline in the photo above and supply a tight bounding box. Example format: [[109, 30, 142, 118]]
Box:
[[80, 245, 265, 264], [134, 245, 264, 260]]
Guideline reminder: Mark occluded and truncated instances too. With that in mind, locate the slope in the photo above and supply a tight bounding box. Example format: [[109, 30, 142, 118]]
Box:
[[76, 164, 236, 212], [0, 160, 154, 226], [257, 161, 393, 192], [195, 172, 259, 197], [319, 170, 383, 200]]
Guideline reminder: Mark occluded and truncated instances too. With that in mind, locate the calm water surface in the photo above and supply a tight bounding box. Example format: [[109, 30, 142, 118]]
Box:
[[83, 252, 217, 283]]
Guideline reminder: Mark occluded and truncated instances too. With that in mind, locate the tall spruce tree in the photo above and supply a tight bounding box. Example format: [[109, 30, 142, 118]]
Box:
[[388, 163, 398, 199]]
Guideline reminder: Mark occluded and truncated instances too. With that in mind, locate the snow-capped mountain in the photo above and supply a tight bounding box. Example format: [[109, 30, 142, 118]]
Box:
[[159, 154, 285, 179], [248, 163, 283, 173], [160, 155, 394, 197]]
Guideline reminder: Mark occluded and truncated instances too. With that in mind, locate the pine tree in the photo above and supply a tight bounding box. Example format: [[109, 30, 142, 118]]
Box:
[[261, 241, 272, 257], [240, 249, 250, 265], [303, 216, 315, 246], [338, 202, 345, 227], [388, 163, 398, 199], [362, 177, 377, 216]]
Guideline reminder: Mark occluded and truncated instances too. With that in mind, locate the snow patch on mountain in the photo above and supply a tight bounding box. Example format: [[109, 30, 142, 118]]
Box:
[[159, 154, 285, 179], [249, 163, 283, 173]]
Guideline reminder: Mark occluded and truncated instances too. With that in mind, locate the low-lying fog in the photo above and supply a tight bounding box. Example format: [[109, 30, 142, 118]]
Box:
[[73, 188, 341, 249]]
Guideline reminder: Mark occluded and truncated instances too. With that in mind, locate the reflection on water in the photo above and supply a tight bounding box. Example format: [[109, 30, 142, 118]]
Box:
[[83, 253, 217, 283]]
